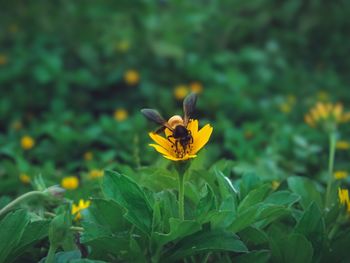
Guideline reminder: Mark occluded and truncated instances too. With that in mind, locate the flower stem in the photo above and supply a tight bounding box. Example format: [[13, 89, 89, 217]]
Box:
[[178, 172, 185, 220], [0, 191, 46, 217], [325, 132, 337, 209], [45, 244, 57, 263]]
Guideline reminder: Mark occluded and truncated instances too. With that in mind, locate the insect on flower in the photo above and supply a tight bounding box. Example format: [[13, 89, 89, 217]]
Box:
[[141, 93, 213, 161]]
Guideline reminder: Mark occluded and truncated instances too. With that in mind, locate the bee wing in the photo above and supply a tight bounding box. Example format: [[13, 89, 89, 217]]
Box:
[[141, 109, 173, 130], [183, 93, 197, 126]]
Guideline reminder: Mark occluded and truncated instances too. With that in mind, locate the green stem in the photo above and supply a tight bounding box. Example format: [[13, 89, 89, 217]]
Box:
[[70, 226, 84, 232], [45, 244, 57, 263], [0, 191, 46, 217], [325, 132, 337, 209], [178, 172, 185, 220]]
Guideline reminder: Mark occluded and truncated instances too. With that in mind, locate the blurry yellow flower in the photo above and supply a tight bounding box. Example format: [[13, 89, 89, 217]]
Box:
[[116, 40, 130, 52], [339, 188, 350, 214], [8, 24, 18, 33], [61, 176, 79, 190], [304, 102, 349, 130], [11, 120, 22, 131], [287, 95, 296, 104], [21, 135, 35, 150], [334, 171, 348, 180], [124, 69, 140, 85], [279, 102, 292, 113], [336, 140, 350, 150], [189, 82, 203, 94], [84, 151, 93, 161], [174, 85, 189, 100], [19, 173, 31, 184], [271, 181, 280, 190], [338, 188, 350, 205], [279, 95, 296, 114], [72, 199, 91, 221], [149, 119, 213, 161], [0, 54, 8, 65], [244, 130, 254, 139], [114, 108, 128, 121], [317, 91, 329, 102], [89, 169, 104, 179]]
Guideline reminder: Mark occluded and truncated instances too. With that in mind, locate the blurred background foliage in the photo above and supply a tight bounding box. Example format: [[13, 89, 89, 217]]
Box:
[[0, 0, 350, 197]]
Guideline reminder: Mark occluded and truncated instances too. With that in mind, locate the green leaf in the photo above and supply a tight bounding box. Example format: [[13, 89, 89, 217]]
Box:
[[152, 218, 201, 248], [0, 209, 30, 263], [102, 170, 153, 235], [238, 184, 270, 213], [294, 202, 325, 260], [271, 233, 313, 263], [195, 184, 217, 222], [234, 250, 270, 263], [264, 191, 300, 206], [39, 250, 81, 263], [287, 176, 323, 209], [161, 229, 248, 262], [81, 199, 128, 243], [8, 220, 50, 262]]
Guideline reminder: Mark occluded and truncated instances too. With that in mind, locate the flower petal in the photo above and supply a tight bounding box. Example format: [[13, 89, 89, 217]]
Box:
[[163, 154, 197, 161], [149, 132, 173, 149], [191, 124, 213, 154], [187, 119, 199, 137], [149, 144, 173, 157]]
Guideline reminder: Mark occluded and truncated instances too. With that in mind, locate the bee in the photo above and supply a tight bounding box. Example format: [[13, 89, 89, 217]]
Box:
[[141, 93, 197, 157]]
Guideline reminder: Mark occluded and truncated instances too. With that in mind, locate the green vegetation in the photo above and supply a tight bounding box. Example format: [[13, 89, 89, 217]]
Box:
[[1, 1, 350, 262]]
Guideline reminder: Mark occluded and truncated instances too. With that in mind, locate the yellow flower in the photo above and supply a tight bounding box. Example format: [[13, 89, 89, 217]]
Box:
[[21, 135, 35, 150], [116, 40, 130, 52], [174, 85, 189, 100], [339, 188, 350, 214], [84, 151, 93, 161], [149, 119, 213, 161], [0, 54, 8, 65], [244, 130, 254, 139], [72, 199, 91, 221], [8, 24, 19, 33], [189, 82, 203, 94], [19, 173, 31, 184], [279, 102, 292, 113], [271, 181, 280, 190], [124, 69, 140, 86], [114, 108, 128, 121], [61, 176, 79, 190], [334, 171, 348, 180], [304, 102, 349, 129], [316, 91, 329, 102], [89, 169, 104, 179], [336, 140, 350, 150], [287, 95, 296, 104]]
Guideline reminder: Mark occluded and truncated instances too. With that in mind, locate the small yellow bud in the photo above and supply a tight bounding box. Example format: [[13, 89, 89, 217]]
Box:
[[61, 176, 79, 190], [114, 108, 128, 122], [124, 70, 140, 86], [0, 54, 8, 65], [19, 173, 31, 184], [189, 82, 203, 94], [84, 151, 93, 161], [89, 169, 104, 179], [334, 171, 348, 180], [21, 136, 35, 150], [174, 85, 189, 100], [271, 181, 280, 190]]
